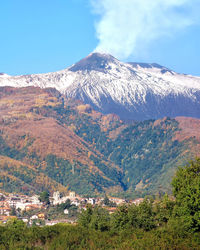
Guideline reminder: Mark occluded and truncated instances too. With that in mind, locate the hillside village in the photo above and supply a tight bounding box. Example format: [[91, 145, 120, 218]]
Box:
[[0, 191, 144, 226]]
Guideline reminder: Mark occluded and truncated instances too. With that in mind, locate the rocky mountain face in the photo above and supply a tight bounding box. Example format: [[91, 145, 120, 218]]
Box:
[[0, 53, 200, 121], [0, 86, 200, 197]]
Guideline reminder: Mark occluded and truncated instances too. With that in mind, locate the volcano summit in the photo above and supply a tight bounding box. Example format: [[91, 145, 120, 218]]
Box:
[[1, 53, 200, 120]]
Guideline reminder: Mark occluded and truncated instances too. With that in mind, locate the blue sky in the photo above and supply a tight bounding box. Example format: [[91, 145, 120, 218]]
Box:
[[1, 0, 200, 76]]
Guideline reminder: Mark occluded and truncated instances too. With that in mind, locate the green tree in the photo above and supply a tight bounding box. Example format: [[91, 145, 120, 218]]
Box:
[[39, 191, 50, 204], [57, 199, 71, 211], [111, 204, 129, 231], [136, 198, 156, 231], [6, 218, 26, 230], [78, 205, 110, 231], [78, 204, 93, 228], [103, 195, 110, 206], [102, 195, 116, 207], [155, 194, 175, 225], [90, 206, 110, 231], [10, 206, 17, 216], [171, 158, 200, 232]]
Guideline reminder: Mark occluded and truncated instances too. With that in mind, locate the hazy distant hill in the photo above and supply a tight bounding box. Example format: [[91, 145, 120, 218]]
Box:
[[0, 86, 200, 197]]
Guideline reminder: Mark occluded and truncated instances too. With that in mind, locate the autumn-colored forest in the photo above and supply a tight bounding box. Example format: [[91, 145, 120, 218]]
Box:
[[0, 86, 200, 197]]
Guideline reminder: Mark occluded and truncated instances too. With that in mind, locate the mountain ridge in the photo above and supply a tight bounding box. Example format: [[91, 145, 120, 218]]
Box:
[[0, 53, 200, 121]]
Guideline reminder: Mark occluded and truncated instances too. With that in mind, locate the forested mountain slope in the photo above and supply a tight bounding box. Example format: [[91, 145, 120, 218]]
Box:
[[0, 86, 199, 196]]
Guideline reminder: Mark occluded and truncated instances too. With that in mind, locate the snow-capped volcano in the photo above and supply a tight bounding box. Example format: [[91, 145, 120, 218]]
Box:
[[1, 52, 200, 120]]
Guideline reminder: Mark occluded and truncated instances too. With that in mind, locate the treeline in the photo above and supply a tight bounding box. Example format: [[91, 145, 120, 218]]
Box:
[[0, 220, 199, 249], [0, 159, 200, 249], [78, 157, 200, 237]]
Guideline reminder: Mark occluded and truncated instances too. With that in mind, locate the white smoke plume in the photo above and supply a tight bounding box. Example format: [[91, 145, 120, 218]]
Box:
[[90, 0, 199, 59]]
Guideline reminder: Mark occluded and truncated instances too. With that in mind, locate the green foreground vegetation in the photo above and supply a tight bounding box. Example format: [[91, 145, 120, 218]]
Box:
[[1, 159, 200, 249], [0, 221, 200, 249]]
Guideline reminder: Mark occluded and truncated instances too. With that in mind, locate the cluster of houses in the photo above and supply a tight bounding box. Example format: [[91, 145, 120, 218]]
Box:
[[52, 191, 144, 213], [0, 192, 43, 224], [0, 191, 144, 225]]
